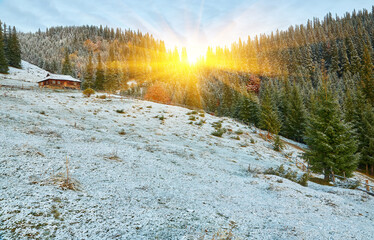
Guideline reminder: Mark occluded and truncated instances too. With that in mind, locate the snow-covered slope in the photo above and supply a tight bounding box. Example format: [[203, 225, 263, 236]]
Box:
[[0, 60, 48, 87], [0, 75, 374, 239]]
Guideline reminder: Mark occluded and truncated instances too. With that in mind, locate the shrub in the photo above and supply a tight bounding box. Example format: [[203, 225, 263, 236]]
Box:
[[118, 129, 126, 135], [186, 110, 198, 115], [83, 88, 95, 97], [159, 115, 165, 121], [212, 121, 222, 129], [115, 109, 125, 114], [188, 115, 196, 121], [195, 119, 206, 126], [299, 173, 310, 187], [264, 164, 309, 187], [235, 129, 244, 135], [272, 135, 285, 152], [250, 138, 255, 144], [97, 94, 107, 99], [211, 128, 226, 137]]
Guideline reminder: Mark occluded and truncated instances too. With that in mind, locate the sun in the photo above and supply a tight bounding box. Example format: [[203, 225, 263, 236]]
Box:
[[186, 45, 204, 65]]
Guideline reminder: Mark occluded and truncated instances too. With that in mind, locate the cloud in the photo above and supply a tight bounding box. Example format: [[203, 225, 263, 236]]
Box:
[[1, 0, 373, 52]]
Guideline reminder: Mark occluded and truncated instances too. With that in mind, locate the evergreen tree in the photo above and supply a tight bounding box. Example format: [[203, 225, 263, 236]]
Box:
[[282, 84, 307, 142], [0, 21, 9, 73], [94, 53, 105, 90], [7, 26, 21, 68], [360, 103, 374, 175], [61, 50, 72, 75], [303, 87, 358, 180], [360, 46, 374, 105], [259, 86, 281, 137], [82, 54, 94, 89], [238, 94, 260, 126]]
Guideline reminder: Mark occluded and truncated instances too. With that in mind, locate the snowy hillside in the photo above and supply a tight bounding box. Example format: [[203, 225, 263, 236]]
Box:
[[0, 60, 48, 87], [1, 72, 374, 239]]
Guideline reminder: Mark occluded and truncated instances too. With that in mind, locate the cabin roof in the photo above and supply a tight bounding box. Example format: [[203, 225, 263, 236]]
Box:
[[38, 73, 81, 83]]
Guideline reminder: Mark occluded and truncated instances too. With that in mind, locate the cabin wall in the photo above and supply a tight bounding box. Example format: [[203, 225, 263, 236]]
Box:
[[39, 79, 81, 90]]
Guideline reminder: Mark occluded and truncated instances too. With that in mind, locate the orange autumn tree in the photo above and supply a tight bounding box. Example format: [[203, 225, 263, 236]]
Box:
[[144, 82, 171, 104]]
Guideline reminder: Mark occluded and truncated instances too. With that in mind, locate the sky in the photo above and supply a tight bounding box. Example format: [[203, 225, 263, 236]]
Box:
[[1, 0, 373, 60]]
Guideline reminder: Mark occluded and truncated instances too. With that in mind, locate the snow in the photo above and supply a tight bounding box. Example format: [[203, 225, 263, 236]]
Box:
[[39, 74, 81, 83], [0, 62, 374, 239], [0, 61, 49, 85]]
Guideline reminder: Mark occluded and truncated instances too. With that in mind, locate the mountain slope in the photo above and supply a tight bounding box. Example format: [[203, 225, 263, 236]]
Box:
[[0, 66, 374, 239]]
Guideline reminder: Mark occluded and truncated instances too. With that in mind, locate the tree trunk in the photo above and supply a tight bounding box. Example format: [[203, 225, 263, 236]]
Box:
[[324, 169, 330, 182], [371, 164, 374, 176], [366, 163, 369, 175]]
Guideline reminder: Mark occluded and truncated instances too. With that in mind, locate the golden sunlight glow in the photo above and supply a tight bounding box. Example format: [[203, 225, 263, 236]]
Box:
[[186, 46, 203, 65]]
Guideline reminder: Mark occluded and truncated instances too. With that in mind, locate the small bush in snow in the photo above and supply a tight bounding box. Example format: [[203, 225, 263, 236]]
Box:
[[272, 135, 285, 152], [186, 110, 198, 115], [264, 164, 309, 186], [211, 128, 226, 137], [299, 173, 310, 187], [250, 138, 255, 144], [83, 88, 95, 97], [118, 129, 126, 135], [212, 121, 222, 129], [159, 115, 165, 120], [195, 119, 206, 126], [199, 113, 205, 117], [235, 129, 244, 135], [189, 115, 196, 121], [97, 94, 107, 99], [115, 109, 125, 114]]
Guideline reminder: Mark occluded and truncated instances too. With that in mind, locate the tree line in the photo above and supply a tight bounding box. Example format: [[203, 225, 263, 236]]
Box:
[[17, 7, 374, 179], [0, 20, 22, 73]]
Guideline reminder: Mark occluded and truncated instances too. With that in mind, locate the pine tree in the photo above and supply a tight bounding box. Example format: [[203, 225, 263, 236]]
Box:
[[360, 103, 374, 175], [360, 45, 374, 105], [61, 50, 72, 75], [238, 94, 260, 126], [94, 53, 105, 90], [0, 21, 9, 73], [259, 86, 281, 138], [282, 84, 307, 142], [351, 91, 374, 174], [303, 87, 358, 180], [7, 26, 21, 68], [82, 54, 94, 89]]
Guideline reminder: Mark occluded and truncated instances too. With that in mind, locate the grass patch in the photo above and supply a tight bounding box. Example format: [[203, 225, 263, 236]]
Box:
[[211, 128, 227, 137], [115, 109, 125, 114]]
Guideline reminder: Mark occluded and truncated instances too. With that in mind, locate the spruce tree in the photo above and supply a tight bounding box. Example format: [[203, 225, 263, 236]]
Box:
[[238, 94, 260, 126], [282, 84, 307, 142], [7, 26, 21, 68], [61, 50, 72, 75], [82, 54, 94, 89], [259, 86, 281, 138], [94, 53, 104, 90], [352, 91, 374, 174], [303, 86, 358, 180], [360, 46, 374, 105], [0, 21, 9, 74], [360, 103, 374, 175]]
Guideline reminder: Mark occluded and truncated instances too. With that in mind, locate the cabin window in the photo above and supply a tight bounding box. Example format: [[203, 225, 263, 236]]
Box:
[[52, 80, 56, 84]]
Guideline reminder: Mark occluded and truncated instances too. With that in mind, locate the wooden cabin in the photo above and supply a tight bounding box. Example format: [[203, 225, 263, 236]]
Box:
[[38, 73, 81, 89]]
